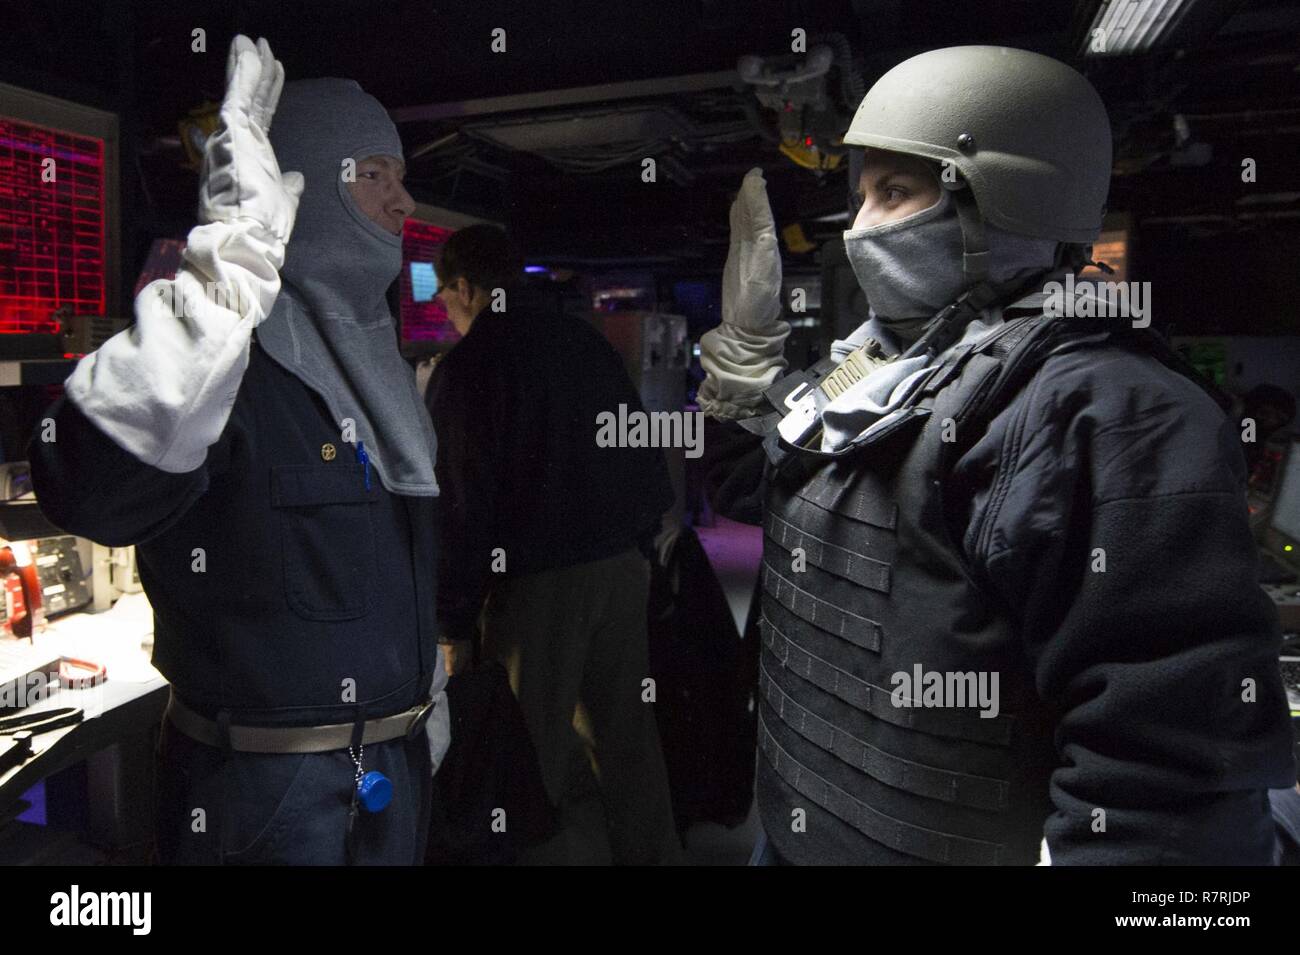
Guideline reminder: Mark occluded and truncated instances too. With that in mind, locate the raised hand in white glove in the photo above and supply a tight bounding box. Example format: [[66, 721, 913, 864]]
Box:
[[198, 35, 304, 241], [697, 168, 791, 420], [65, 35, 305, 473], [722, 167, 783, 331]]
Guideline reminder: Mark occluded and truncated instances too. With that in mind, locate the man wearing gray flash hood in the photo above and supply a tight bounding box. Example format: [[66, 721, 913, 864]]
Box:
[[699, 46, 1294, 866], [29, 37, 449, 864]]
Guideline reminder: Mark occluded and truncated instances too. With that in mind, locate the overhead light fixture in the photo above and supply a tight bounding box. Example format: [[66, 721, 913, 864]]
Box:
[[1082, 0, 1199, 57]]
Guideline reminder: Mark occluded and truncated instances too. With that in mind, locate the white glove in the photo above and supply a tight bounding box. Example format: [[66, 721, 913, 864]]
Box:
[[198, 35, 304, 241], [697, 168, 790, 420], [64, 35, 304, 473], [426, 646, 451, 776]]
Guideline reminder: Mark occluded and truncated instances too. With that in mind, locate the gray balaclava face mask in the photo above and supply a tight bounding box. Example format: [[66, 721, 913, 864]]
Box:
[[842, 183, 1060, 342], [257, 78, 439, 496], [822, 172, 1063, 452], [842, 188, 966, 339]]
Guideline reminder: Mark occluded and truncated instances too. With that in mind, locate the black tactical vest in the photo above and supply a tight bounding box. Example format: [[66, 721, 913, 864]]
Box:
[[754, 313, 1218, 865]]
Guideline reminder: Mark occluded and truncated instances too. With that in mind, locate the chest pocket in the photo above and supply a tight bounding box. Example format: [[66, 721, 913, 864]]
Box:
[[271, 464, 377, 621]]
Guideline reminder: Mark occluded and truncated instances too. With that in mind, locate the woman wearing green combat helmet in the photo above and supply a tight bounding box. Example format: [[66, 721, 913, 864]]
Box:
[[700, 45, 1294, 866]]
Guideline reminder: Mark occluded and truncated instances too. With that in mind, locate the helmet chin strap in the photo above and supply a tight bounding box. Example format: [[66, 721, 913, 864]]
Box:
[[948, 180, 990, 283]]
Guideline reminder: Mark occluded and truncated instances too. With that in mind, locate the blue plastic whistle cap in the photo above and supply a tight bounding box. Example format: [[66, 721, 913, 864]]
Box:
[[357, 770, 392, 813]]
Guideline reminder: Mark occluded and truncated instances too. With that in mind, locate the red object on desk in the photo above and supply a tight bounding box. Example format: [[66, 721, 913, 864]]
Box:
[[1, 545, 44, 640], [58, 657, 106, 690]]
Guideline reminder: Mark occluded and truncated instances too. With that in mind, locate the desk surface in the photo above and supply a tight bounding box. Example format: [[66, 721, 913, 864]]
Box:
[[0, 592, 167, 813]]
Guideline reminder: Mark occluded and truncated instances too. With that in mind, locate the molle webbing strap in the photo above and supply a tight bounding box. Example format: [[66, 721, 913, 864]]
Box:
[[759, 660, 1011, 812], [758, 712, 1006, 865], [757, 607, 1015, 747]]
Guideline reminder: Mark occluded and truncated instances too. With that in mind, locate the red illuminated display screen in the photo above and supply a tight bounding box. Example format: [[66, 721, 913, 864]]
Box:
[[0, 116, 106, 334], [400, 218, 457, 344]]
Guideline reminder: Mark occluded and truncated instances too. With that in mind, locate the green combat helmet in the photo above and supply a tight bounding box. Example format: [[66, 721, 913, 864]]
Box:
[[844, 45, 1113, 285]]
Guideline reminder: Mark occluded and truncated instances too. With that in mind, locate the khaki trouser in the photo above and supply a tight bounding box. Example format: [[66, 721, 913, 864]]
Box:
[[481, 547, 682, 865]]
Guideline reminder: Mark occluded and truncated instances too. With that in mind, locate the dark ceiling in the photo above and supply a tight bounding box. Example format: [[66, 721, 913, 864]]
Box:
[[5, 0, 1300, 277]]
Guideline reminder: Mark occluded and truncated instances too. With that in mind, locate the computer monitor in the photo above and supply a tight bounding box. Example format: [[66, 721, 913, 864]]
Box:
[[0, 82, 119, 334], [409, 261, 438, 302], [1269, 439, 1300, 549]]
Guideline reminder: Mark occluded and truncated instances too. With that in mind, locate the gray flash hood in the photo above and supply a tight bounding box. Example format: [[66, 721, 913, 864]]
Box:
[[257, 77, 439, 496]]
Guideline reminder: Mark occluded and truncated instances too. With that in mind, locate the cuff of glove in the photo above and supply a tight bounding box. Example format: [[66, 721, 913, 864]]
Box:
[[697, 320, 789, 419], [182, 218, 287, 320], [697, 388, 772, 421]]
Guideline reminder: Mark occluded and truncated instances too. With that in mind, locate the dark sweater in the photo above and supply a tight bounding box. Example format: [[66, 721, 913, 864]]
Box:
[[426, 306, 674, 644]]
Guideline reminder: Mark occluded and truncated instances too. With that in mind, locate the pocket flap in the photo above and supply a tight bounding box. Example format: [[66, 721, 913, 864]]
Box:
[[271, 465, 376, 507]]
